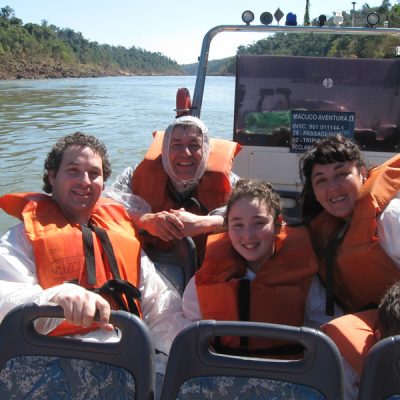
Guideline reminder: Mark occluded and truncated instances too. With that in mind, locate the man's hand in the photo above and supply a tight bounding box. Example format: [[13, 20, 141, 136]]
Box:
[[136, 211, 185, 241], [51, 286, 113, 331], [169, 208, 224, 237]]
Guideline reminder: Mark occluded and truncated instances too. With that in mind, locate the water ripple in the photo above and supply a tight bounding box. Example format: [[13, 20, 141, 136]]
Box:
[[0, 76, 235, 233]]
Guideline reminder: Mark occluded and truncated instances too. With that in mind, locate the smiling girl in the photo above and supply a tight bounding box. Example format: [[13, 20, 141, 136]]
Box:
[[182, 178, 318, 354]]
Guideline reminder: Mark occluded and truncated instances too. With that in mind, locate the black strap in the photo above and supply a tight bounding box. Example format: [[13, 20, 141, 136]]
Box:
[[81, 224, 97, 285], [357, 303, 378, 312], [96, 279, 142, 317], [238, 279, 251, 348], [182, 197, 209, 214], [167, 181, 209, 214], [81, 223, 123, 286], [324, 223, 349, 316], [81, 224, 141, 316], [90, 224, 121, 280], [214, 278, 251, 352]]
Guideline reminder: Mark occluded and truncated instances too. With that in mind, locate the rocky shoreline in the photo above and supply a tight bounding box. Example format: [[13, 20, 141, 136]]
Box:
[[0, 58, 183, 80]]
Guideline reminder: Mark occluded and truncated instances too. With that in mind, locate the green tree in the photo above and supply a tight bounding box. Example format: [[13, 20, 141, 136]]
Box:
[[0, 5, 14, 19], [304, 0, 310, 26]]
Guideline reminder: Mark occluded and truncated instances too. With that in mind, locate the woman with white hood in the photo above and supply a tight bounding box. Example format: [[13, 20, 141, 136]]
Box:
[[105, 116, 240, 260]]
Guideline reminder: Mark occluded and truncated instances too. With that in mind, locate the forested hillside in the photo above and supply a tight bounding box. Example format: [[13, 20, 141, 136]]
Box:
[[182, 58, 232, 76], [2, 1, 400, 80], [0, 5, 183, 79]]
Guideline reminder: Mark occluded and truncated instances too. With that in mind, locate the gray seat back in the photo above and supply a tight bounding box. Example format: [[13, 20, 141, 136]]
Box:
[[358, 335, 400, 400], [160, 320, 344, 400], [144, 237, 197, 296], [0, 303, 155, 400]]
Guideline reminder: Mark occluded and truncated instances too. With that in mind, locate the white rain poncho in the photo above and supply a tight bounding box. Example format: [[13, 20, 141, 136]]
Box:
[[0, 223, 191, 376]]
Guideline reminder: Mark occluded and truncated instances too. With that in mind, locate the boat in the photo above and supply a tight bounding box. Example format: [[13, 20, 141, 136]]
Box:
[[1, 9, 400, 399], [175, 10, 400, 223]]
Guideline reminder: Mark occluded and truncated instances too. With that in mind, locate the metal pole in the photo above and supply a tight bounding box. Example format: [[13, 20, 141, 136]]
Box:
[[352, 2, 356, 27]]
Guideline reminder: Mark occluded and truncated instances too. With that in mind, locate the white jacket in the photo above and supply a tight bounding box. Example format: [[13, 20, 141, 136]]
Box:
[[0, 223, 191, 374]]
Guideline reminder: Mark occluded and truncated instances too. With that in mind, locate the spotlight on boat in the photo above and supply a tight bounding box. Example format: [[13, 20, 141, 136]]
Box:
[[366, 12, 380, 27], [318, 14, 327, 26], [260, 12, 273, 26], [242, 10, 255, 25], [285, 12, 297, 26]]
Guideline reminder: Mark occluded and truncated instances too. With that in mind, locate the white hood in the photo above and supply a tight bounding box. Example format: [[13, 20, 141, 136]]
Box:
[[161, 116, 210, 194]]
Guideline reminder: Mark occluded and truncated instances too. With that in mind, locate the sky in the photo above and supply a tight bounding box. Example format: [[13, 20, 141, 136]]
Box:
[[2, 0, 385, 64]]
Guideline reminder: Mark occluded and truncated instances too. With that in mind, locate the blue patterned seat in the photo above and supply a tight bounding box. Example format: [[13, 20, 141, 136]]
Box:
[[160, 320, 344, 400], [0, 356, 135, 399], [175, 376, 325, 399], [0, 303, 155, 400]]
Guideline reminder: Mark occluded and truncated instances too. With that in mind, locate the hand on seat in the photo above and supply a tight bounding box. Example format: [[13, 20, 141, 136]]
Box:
[[51, 285, 113, 331]]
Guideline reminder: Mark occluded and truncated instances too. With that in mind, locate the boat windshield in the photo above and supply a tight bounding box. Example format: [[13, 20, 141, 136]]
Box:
[[234, 54, 400, 153]]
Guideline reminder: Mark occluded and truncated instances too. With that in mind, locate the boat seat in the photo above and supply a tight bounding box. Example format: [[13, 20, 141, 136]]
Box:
[[160, 320, 344, 400], [0, 303, 155, 400], [278, 189, 302, 225], [143, 236, 198, 296], [358, 334, 400, 400]]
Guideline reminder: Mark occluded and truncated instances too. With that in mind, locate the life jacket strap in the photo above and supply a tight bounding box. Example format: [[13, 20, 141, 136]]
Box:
[[81, 224, 141, 315], [95, 279, 142, 317], [90, 224, 121, 280], [183, 197, 209, 214], [324, 222, 349, 316], [81, 224, 97, 285], [238, 278, 251, 348], [81, 223, 123, 286]]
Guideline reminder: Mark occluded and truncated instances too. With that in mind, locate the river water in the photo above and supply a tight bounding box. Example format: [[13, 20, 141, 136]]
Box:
[[0, 75, 235, 234]]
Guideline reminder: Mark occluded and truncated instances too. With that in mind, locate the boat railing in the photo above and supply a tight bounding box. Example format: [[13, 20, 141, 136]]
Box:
[[192, 24, 400, 118]]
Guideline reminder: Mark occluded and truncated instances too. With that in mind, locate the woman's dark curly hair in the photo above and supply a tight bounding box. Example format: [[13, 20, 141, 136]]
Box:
[[225, 178, 283, 228], [43, 132, 112, 193], [299, 134, 366, 224]]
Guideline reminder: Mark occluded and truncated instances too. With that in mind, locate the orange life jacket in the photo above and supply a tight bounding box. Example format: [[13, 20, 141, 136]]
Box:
[[132, 130, 241, 259], [131, 130, 241, 213], [0, 192, 141, 336], [322, 309, 378, 377], [195, 226, 318, 352], [311, 154, 400, 312]]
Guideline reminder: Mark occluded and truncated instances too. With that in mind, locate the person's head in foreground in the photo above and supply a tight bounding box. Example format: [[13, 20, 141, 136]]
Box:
[[161, 115, 210, 194], [300, 134, 367, 223], [377, 281, 400, 340], [42, 131, 111, 224], [225, 178, 283, 273]]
